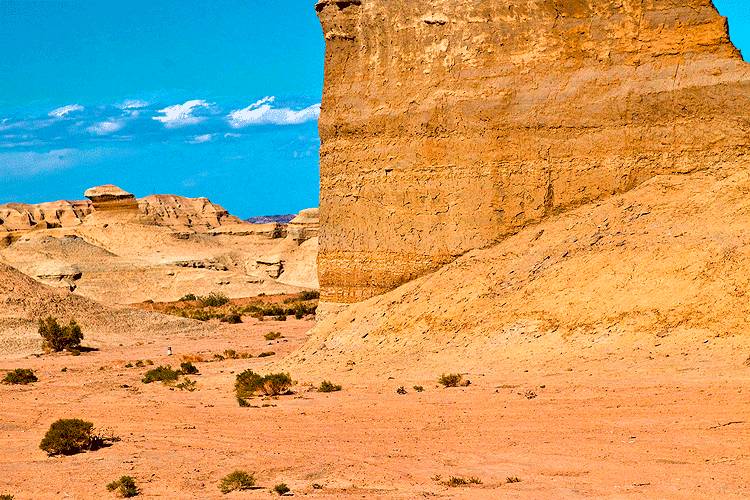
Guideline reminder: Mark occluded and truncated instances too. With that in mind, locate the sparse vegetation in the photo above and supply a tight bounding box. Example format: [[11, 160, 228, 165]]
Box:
[[274, 315, 287, 321], [179, 362, 200, 375], [273, 483, 290, 496], [199, 292, 230, 307], [264, 331, 283, 341], [179, 293, 197, 302], [438, 373, 470, 388], [413, 385, 424, 392], [258, 351, 275, 358], [524, 390, 537, 399], [235, 370, 293, 404], [219, 470, 255, 494], [506, 476, 521, 483], [318, 380, 342, 393], [300, 290, 320, 300], [443, 476, 482, 487], [106, 476, 139, 497], [39, 418, 113, 456], [141, 365, 181, 384], [220, 312, 242, 324], [38, 316, 83, 352], [396, 386, 407, 395], [0, 494, 14, 500], [2, 368, 38, 385], [175, 378, 197, 392]]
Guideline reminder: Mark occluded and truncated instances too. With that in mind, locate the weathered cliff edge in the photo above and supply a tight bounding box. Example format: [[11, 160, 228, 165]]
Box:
[[315, 0, 750, 306]]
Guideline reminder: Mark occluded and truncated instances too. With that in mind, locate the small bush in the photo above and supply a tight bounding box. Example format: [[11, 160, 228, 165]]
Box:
[[219, 470, 255, 494], [524, 390, 537, 400], [443, 476, 482, 487], [142, 366, 180, 384], [300, 290, 320, 300], [274, 315, 287, 322], [221, 312, 242, 324], [179, 293, 197, 302], [506, 476, 521, 483], [258, 351, 275, 358], [413, 385, 424, 392], [396, 386, 407, 395], [106, 476, 139, 497], [264, 331, 282, 341], [438, 373, 470, 388], [2, 368, 38, 385], [38, 316, 83, 352], [40, 418, 102, 456], [273, 483, 290, 496], [235, 370, 292, 401], [179, 362, 200, 375], [176, 379, 197, 392], [0, 495, 14, 500], [199, 292, 229, 307], [318, 380, 342, 393]]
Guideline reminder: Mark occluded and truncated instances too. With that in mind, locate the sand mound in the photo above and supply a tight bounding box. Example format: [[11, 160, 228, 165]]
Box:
[[0, 262, 205, 355], [285, 166, 750, 378]]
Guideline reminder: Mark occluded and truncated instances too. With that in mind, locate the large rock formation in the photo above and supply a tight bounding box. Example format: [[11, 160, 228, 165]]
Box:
[[315, 0, 750, 305], [84, 184, 139, 213]]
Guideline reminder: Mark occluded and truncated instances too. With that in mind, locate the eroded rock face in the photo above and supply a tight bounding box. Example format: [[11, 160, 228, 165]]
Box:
[[287, 208, 320, 244], [0, 201, 93, 233], [316, 0, 750, 305], [139, 194, 242, 230]]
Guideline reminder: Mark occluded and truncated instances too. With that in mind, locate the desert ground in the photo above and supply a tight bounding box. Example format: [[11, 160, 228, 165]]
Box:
[[1, 303, 748, 499]]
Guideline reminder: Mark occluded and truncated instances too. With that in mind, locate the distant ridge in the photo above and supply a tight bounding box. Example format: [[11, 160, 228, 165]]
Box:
[[246, 214, 296, 224]]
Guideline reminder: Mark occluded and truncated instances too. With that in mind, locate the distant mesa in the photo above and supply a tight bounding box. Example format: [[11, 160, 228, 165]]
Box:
[[246, 214, 297, 224], [287, 208, 319, 245], [84, 184, 139, 213]]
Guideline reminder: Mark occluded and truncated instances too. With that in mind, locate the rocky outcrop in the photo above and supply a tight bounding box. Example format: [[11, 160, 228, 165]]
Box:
[[315, 0, 750, 305], [0, 201, 92, 233], [84, 185, 139, 213], [139, 194, 243, 230], [287, 208, 319, 244]]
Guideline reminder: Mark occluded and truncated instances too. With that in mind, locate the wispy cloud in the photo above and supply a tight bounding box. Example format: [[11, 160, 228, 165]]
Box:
[[0, 148, 85, 176], [118, 99, 149, 110], [48, 104, 84, 118], [227, 97, 321, 128], [189, 133, 214, 144], [87, 120, 125, 136], [153, 99, 211, 128]]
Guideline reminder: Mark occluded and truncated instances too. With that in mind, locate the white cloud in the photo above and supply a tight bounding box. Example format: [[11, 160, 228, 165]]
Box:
[[227, 97, 321, 128], [189, 133, 214, 144], [87, 120, 125, 136], [49, 104, 84, 118], [224, 132, 241, 139], [153, 99, 211, 128], [118, 99, 149, 110]]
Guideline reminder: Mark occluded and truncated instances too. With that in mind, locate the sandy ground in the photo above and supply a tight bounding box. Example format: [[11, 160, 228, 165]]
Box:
[[1, 314, 749, 499]]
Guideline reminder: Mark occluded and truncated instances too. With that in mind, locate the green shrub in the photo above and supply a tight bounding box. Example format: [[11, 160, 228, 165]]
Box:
[[220, 312, 242, 324], [264, 331, 282, 341], [40, 418, 101, 456], [199, 292, 229, 307], [219, 470, 255, 494], [179, 293, 197, 302], [444, 476, 482, 487], [274, 315, 287, 322], [2, 368, 38, 385], [258, 351, 275, 358], [235, 370, 293, 402], [0, 494, 14, 500], [176, 379, 197, 392], [106, 476, 139, 497], [273, 483, 290, 496], [413, 385, 424, 392], [318, 381, 341, 393], [396, 386, 407, 395], [179, 362, 200, 375], [38, 316, 83, 352], [438, 373, 470, 388], [299, 290, 320, 300], [142, 366, 180, 384]]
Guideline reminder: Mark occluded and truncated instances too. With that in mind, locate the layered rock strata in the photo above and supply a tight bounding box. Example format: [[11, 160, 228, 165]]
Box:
[[315, 0, 750, 305], [84, 184, 139, 213]]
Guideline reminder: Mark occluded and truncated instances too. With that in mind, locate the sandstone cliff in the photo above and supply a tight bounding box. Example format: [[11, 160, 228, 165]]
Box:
[[315, 0, 750, 305]]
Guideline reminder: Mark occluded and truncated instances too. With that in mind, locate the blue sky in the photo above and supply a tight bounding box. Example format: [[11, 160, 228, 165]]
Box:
[[0, 0, 324, 217], [0, 1, 747, 217]]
